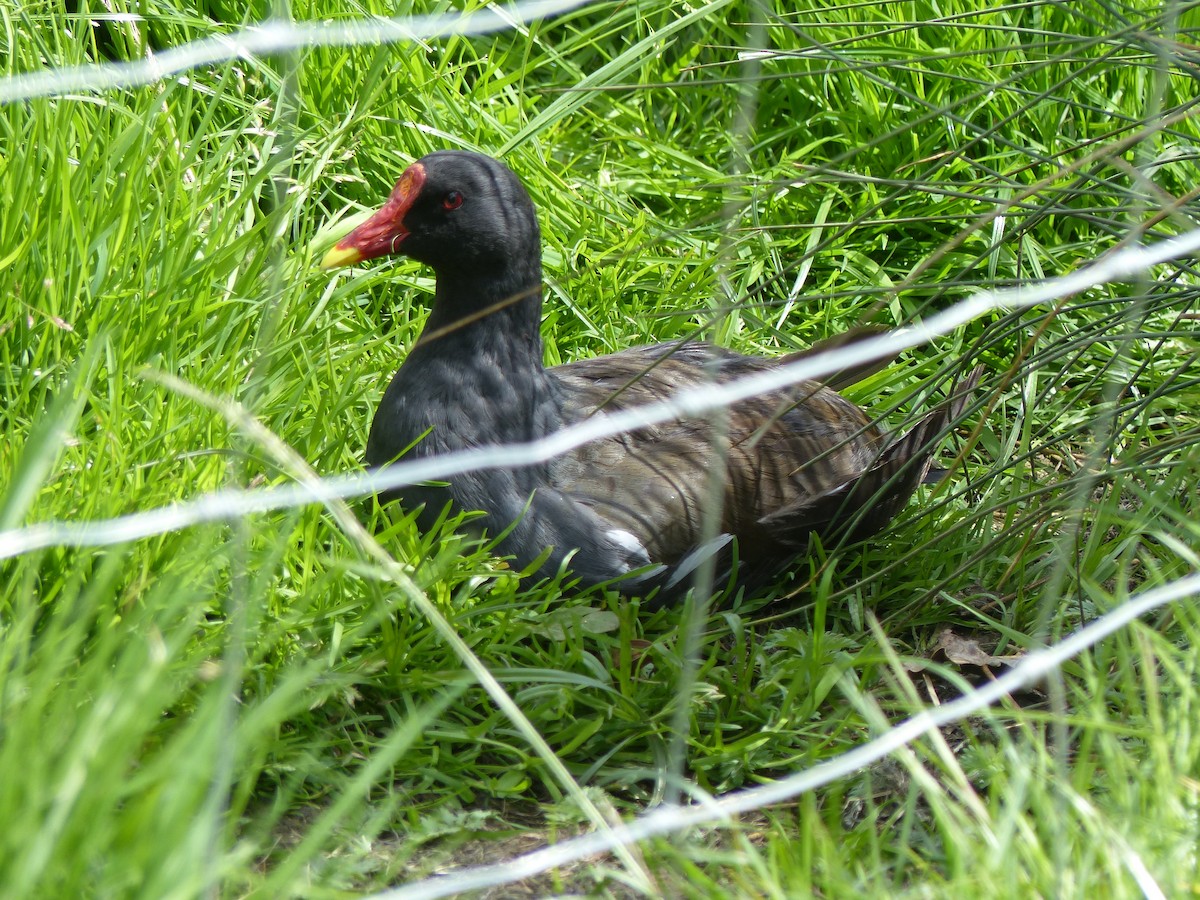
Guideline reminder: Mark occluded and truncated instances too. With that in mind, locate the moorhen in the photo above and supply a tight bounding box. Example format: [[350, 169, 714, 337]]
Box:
[[321, 150, 981, 605]]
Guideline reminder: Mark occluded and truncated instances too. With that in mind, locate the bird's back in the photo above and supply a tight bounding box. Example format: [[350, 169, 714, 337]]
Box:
[[548, 342, 892, 565]]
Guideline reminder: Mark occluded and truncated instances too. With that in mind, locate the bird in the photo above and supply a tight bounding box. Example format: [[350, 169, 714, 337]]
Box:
[[320, 150, 981, 607]]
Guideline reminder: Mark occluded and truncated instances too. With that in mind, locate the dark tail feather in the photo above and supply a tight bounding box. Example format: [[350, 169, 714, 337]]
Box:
[[873, 365, 984, 483], [832, 363, 985, 539], [759, 365, 985, 542], [634, 366, 985, 609]]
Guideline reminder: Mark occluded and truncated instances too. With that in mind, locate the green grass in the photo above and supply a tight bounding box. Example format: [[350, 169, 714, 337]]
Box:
[[3, 0, 1200, 896]]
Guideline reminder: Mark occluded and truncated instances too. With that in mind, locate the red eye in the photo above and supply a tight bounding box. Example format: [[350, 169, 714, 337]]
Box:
[[442, 190, 463, 210]]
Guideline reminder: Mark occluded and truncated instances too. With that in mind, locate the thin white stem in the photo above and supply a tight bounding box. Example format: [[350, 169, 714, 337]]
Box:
[[368, 572, 1199, 900], [3, 228, 1200, 559], [0, 1, 598, 103]]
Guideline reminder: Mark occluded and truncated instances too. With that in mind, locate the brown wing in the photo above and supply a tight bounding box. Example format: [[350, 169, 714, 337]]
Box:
[[759, 365, 984, 539], [547, 343, 889, 565]]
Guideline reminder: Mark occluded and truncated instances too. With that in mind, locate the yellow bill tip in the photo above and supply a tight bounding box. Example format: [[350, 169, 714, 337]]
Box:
[[320, 243, 364, 270]]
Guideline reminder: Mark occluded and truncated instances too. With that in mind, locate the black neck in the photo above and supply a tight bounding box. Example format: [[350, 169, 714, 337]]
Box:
[[413, 256, 545, 368]]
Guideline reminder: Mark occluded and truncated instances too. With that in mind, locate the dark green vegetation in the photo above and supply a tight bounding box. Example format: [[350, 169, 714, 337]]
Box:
[[2, 1, 1199, 896]]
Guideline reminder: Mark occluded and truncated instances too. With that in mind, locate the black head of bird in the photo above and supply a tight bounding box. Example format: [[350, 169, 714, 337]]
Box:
[[322, 150, 982, 607]]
